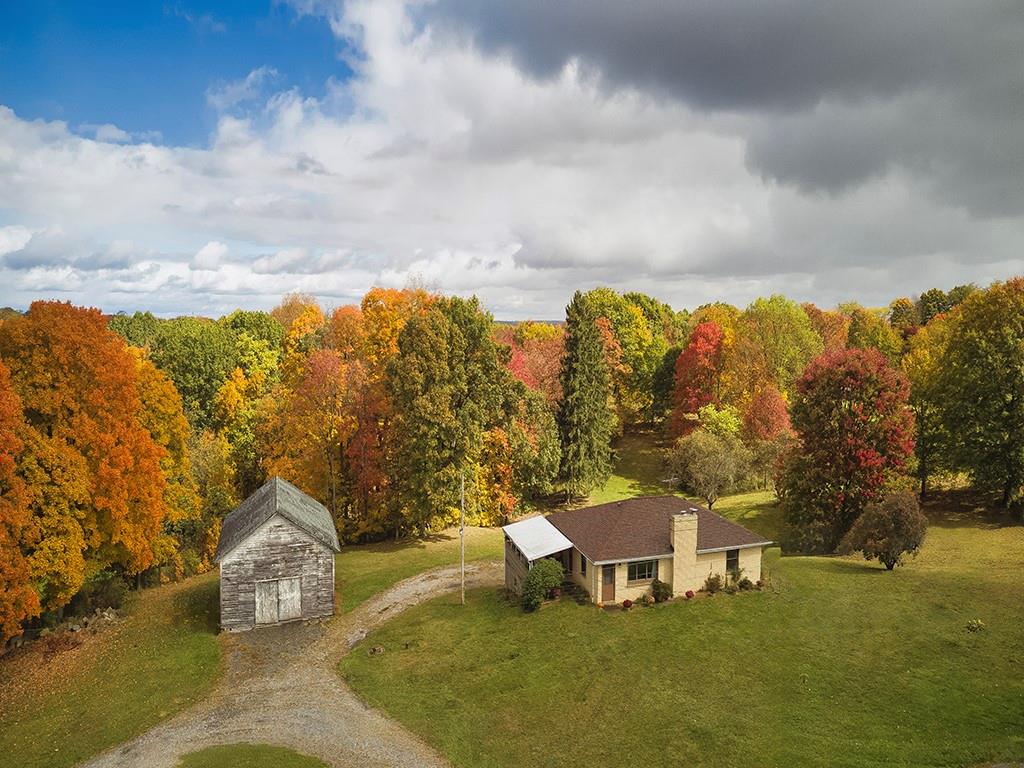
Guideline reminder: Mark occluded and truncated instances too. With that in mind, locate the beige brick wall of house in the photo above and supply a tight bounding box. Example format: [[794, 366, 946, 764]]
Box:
[[671, 512, 699, 595], [568, 547, 603, 598], [606, 556, 674, 604]]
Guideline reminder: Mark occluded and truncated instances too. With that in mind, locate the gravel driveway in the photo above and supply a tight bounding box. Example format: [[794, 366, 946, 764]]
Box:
[[80, 561, 503, 768]]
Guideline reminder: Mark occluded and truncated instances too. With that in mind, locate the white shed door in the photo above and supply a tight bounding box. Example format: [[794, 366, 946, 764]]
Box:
[[278, 577, 302, 621], [255, 581, 278, 624]]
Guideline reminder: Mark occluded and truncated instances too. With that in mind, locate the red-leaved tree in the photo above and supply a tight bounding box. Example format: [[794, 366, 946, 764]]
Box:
[[778, 348, 914, 553], [742, 386, 793, 442], [670, 321, 724, 437]]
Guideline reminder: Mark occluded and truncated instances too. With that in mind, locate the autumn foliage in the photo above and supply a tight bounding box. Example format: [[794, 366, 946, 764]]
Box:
[[0, 303, 169, 578], [0, 360, 39, 639], [4, 277, 1019, 642], [778, 348, 914, 553], [671, 321, 724, 437]]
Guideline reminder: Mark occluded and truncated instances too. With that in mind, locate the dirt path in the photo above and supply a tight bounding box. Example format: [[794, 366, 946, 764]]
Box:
[[81, 561, 503, 768]]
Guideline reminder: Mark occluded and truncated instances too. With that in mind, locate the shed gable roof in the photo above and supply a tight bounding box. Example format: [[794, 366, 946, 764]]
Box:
[[546, 496, 770, 562], [215, 477, 341, 562]]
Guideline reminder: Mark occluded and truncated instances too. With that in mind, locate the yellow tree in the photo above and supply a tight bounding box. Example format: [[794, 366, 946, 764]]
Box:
[[360, 286, 433, 375], [692, 302, 741, 402], [263, 350, 355, 520], [133, 350, 200, 524], [17, 428, 91, 610], [281, 302, 326, 383], [903, 315, 955, 498]]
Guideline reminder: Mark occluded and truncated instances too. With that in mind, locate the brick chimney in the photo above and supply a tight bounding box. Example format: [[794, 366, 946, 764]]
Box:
[[671, 511, 698, 596]]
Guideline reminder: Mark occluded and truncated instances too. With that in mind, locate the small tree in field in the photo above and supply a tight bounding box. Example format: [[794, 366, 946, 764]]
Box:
[[671, 429, 751, 509], [521, 558, 564, 612], [839, 489, 928, 570]]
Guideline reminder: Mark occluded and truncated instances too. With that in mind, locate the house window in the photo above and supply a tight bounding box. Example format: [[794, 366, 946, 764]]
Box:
[[726, 549, 740, 575], [580, 552, 587, 576], [627, 560, 657, 582]]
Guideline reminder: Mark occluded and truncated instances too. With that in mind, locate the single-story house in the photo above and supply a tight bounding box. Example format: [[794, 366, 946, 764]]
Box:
[[502, 496, 771, 604], [215, 476, 341, 631]]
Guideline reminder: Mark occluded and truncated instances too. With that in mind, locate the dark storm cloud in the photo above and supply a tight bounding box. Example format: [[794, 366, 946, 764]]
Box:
[[429, 0, 1024, 211], [429, 0, 1019, 111]]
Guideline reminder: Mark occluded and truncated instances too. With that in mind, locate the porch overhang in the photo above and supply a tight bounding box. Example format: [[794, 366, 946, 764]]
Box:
[[502, 516, 573, 562]]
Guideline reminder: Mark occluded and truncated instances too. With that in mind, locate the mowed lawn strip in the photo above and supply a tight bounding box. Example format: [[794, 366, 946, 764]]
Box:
[[178, 743, 328, 768], [0, 572, 221, 768], [340, 507, 1024, 768], [334, 526, 503, 613]]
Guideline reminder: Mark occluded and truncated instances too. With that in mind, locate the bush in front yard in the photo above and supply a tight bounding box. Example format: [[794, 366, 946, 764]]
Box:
[[521, 559, 564, 612], [838, 488, 928, 570], [703, 574, 723, 594], [650, 578, 672, 603]]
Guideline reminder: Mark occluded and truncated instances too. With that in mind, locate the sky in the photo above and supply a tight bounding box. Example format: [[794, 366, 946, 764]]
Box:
[[0, 1, 1022, 320]]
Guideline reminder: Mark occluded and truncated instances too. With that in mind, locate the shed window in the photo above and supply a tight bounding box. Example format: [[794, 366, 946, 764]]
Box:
[[580, 552, 587, 576], [627, 560, 657, 582], [726, 549, 740, 575]]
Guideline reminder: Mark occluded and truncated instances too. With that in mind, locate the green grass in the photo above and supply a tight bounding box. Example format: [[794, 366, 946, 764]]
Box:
[[178, 744, 328, 768], [586, 429, 673, 504], [340, 434, 1024, 768], [335, 526, 503, 613], [0, 573, 221, 768]]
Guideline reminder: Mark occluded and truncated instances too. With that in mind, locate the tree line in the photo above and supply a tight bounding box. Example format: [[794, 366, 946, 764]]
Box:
[[2, 278, 1021, 642]]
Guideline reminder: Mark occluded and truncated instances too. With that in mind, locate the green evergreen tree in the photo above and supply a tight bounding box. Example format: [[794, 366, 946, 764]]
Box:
[[387, 297, 509, 533], [558, 292, 615, 500]]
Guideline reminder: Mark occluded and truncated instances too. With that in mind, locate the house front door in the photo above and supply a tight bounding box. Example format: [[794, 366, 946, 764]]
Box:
[[602, 564, 615, 602]]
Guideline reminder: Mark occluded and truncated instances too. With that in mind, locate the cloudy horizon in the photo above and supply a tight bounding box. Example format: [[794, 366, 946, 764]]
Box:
[[1, 0, 1022, 319]]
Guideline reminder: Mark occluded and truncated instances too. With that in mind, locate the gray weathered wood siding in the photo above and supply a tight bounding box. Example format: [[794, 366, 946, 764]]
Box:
[[219, 514, 335, 631], [504, 536, 529, 595]]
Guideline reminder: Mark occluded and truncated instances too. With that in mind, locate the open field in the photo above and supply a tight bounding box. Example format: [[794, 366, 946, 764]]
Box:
[[178, 744, 328, 768], [0, 573, 221, 768], [340, 436, 1024, 768]]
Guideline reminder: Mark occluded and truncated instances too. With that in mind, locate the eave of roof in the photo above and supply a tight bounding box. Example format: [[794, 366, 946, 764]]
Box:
[[546, 496, 770, 562]]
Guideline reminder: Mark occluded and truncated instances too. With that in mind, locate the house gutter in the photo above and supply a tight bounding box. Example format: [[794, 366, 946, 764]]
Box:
[[695, 541, 773, 555]]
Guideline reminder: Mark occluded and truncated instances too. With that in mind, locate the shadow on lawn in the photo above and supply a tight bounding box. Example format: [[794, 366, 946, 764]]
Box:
[[172, 575, 221, 635], [923, 489, 1023, 530]]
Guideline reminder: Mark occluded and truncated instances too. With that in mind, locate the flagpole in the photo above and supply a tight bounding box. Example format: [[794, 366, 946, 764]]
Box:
[[460, 469, 466, 606]]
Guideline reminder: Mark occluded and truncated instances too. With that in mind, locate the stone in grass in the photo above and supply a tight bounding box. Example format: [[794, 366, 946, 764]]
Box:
[[368, 645, 385, 656]]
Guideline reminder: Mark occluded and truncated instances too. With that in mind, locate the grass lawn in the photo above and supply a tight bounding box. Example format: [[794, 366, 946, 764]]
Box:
[[334, 525, 503, 613], [586, 429, 674, 504], [0, 572, 221, 768], [341, 446, 1024, 767], [178, 744, 327, 768]]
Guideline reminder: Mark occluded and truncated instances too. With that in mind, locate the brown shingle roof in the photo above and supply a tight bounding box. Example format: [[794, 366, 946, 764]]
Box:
[[546, 496, 770, 563]]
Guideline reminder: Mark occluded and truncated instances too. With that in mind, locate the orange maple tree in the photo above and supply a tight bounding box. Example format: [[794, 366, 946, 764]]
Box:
[[0, 359, 40, 641], [0, 302, 169, 579]]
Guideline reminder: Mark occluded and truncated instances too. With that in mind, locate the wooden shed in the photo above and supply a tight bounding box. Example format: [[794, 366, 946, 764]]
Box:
[[215, 476, 341, 632]]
